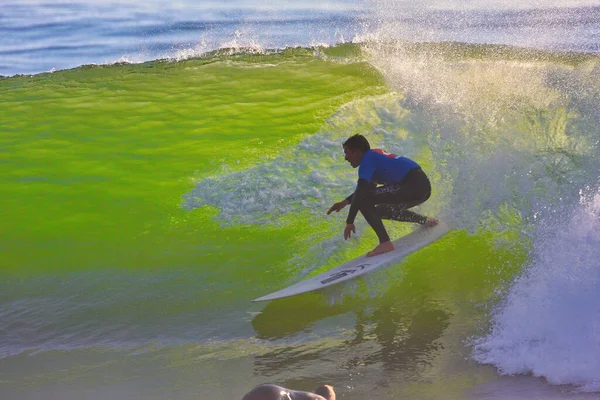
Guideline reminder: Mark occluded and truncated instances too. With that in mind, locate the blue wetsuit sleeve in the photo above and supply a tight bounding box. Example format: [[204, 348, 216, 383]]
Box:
[[346, 178, 370, 224]]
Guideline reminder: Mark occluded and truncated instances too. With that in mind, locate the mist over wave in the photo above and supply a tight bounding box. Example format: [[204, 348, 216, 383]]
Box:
[[187, 45, 600, 232], [182, 93, 439, 276], [183, 94, 436, 226], [182, 37, 600, 389], [358, 17, 600, 389]]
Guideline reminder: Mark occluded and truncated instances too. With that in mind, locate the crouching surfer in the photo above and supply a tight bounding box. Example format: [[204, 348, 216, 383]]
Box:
[[327, 134, 438, 257]]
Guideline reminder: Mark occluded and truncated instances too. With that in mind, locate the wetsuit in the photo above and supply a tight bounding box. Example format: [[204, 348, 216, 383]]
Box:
[[346, 149, 432, 243]]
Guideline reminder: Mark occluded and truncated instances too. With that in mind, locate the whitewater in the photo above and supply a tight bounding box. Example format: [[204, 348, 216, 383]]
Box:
[[1, 1, 600, 399]]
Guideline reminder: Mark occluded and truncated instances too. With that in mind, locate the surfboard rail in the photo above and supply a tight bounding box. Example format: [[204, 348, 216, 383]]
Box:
[[253, 221, 451, 302]]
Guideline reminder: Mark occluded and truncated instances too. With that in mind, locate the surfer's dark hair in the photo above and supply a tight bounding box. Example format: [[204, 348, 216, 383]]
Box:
[[343, 134, 370, 153]]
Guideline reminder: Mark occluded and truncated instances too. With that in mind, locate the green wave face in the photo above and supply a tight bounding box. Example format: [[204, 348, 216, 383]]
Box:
[[1, 46, 386, 275], [1, 44, 600, 399]]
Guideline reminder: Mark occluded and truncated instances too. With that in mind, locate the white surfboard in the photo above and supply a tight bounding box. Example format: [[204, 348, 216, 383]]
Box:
[[253, 221, 451, 302]]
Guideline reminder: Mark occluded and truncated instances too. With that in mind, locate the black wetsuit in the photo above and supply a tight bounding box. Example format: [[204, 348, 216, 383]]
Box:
[[346, 159, 432, 244]]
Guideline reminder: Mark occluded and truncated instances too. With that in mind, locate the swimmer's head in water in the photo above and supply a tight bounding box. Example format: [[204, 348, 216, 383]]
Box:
[[314, 385, 335, 400]]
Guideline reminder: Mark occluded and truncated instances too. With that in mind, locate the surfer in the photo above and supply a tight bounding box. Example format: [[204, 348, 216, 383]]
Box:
[[327, 134, 438, 257], [242, 384, 336, 400]]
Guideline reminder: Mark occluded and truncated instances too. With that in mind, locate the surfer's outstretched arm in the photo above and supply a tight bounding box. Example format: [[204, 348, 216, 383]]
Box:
[[328, 181, 377, 215], [345, 178, 371, 225], [326, 199, 350, 214]]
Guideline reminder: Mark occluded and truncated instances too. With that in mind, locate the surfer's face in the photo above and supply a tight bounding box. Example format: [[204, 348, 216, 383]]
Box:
[[343, 146, 362, 168]]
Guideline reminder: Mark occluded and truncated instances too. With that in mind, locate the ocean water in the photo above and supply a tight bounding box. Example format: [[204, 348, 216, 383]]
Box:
[[1, 1, 600, 399]]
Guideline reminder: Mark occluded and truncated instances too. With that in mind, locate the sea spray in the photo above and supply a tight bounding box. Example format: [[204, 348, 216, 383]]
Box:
[[472, 186, 600, 392], [361, 39, 599, 233], [359, 19, 600, 389]]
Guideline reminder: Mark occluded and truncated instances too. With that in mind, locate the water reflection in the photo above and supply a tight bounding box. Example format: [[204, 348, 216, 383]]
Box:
[[345, 306, 449, 372], [251, 290, 451, 376]]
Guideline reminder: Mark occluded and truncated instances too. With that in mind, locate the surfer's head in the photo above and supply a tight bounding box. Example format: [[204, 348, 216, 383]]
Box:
[[343, 134, 370, 168], [314, 385, 336, 400]]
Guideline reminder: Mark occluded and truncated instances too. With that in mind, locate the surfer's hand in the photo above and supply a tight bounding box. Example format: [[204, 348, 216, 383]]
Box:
[[327, 200, 350, 215], [344, 223, 355, 240]]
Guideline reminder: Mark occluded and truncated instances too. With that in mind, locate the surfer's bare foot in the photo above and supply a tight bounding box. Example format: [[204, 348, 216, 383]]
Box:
[[423, 216, 439, 228], [367, 241, 395, 257]]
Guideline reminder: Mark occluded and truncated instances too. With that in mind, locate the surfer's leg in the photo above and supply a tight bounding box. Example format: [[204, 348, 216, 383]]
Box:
[[358, 199, 397, 256], [376, 204, 427, 224], [359, 203, 390, 243], [373, 168, 434, 225], [378, 206, 439, 226], [359, 168, 435, 256]]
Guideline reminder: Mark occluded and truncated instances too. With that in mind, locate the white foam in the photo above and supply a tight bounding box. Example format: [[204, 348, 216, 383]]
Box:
[[472, 187, 600, 391], [359, 22, 600, 391]]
